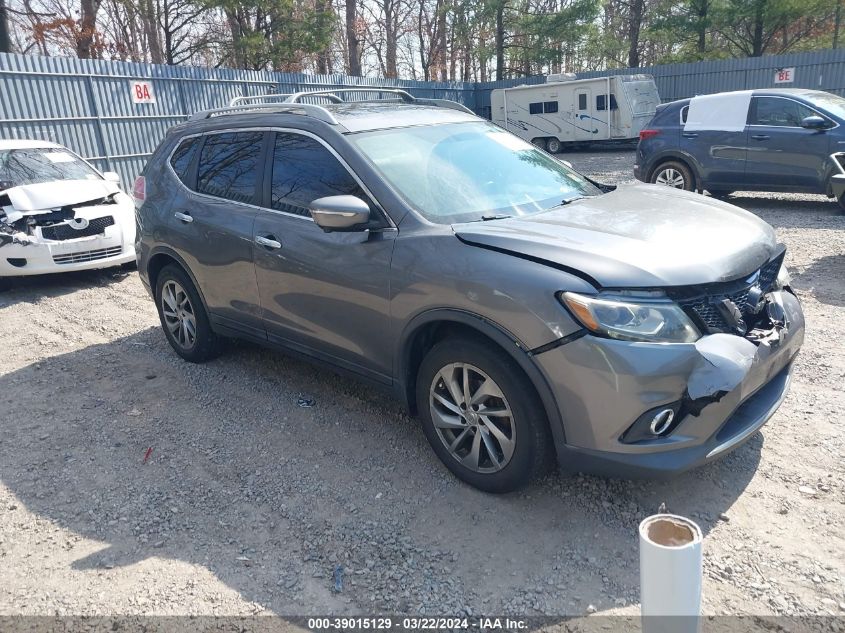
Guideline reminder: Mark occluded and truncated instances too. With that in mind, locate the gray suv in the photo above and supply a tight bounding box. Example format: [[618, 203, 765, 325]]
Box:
[[135, 89, 804, 493]]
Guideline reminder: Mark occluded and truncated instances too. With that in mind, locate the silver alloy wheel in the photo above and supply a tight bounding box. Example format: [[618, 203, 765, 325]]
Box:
[[546, 138, 562, 154], [429, 362, 516, 473], [161, 280, 197, 349], [654, 167, 686, 188]]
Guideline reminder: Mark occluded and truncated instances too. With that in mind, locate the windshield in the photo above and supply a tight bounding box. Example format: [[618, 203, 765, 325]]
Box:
[[349, 121, 602, 223], [0, 148, 101, 190], [805, 92, 845, 121]]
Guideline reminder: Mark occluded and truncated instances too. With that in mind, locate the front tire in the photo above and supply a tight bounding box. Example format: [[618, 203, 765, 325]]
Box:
[[838, 193, 845, 214], [416, 337, 553, 493], [546, 138, 562, 154], [650, 161, 695, 191], [155, 264, 222, 363]]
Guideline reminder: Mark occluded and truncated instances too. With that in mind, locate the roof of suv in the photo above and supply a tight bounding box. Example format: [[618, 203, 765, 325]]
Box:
[[183, 99, 479, 135], [662, 88, 837, 109]]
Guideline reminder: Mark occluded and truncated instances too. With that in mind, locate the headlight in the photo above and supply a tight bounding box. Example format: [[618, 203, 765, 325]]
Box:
[[775, 261, 791, 290], [560, 292, 700, 343]]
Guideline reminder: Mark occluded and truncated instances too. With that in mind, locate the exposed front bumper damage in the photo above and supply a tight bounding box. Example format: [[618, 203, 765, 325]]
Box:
[[830, 153, 845, 200], [0, 183, 136, 276], [535, 289, 804, 478]]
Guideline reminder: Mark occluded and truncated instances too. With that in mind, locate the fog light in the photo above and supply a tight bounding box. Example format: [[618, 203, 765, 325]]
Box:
[[7, 258, 26, 268], [649, 409, 674, 435]]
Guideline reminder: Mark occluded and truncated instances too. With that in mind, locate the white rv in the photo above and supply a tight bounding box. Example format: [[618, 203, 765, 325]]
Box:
[[491, 74, 660, 152]]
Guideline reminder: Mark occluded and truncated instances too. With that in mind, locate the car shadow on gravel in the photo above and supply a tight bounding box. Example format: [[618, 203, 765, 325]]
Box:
[[0, 265, 134, 306], [0, 328, 762, 616], [791, 254, 845, 307]]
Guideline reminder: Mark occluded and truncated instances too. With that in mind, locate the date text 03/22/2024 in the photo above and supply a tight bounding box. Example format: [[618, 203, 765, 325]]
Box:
[[306, 617, 528, 630]]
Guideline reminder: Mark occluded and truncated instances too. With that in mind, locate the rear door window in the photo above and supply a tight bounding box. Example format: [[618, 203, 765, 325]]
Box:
[[269, 132, 369, 217], [750, 97, 816, 127], [170, 137, 199, 186], [196, 131, 264, 204]]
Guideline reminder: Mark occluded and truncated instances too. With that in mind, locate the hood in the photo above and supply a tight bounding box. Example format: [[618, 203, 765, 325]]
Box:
[[454, 184, 779, 289], [0, 179, 120, 213]]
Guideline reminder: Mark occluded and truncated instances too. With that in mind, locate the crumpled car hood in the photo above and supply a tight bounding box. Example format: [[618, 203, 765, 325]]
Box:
[[0, 179, 120, 213], [453, 184, 779, 288]]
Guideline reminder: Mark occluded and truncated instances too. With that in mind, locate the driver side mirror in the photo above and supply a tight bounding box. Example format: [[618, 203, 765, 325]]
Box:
[[801, 115, 830, 130], [309, 195, 371, 232]]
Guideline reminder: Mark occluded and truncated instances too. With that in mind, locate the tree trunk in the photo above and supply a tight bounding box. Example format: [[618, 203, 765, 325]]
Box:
[[626, 0, 643, 68], [76, 0, 101, 58], [346, 0, 361, 74], [751, 0, 764, 56], [834, 0, 842, 49], [139, 0, 163, 64], [384, 0, 398, 78], [315, 0, 329, 74], [495, 2, 504, 80], [0, 0, 10, 54], [696, 0, 708, 53]]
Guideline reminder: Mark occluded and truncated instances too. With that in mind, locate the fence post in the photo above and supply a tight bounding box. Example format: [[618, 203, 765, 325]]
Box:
[[84, 73, 110, 172]]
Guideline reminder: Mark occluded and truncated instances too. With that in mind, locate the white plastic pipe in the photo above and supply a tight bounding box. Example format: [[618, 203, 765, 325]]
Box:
[[639, 513, 703, 633]]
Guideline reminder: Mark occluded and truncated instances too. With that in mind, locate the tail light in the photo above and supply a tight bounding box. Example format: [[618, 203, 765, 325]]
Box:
[[132, 176, 146, 202], [639, 129, 661, 140]]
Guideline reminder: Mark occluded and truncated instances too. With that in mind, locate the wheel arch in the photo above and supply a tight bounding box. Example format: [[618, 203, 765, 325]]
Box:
[[396, 309, 567, 449], [145, 247, 211, 317], [646, 151, 703, 190]]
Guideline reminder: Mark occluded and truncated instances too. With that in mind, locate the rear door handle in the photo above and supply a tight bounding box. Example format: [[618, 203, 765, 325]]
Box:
[[751, 134, 770, 141], [174, 211, 193, 223], [255, 235, 282, 249], [682, 132, 698, 138]]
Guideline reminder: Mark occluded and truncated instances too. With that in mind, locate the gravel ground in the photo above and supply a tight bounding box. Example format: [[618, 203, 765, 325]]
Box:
[[1, 148, 844, 621]]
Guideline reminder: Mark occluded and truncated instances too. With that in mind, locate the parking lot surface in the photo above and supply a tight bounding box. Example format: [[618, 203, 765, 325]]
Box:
[[1, 148, 844, 618]]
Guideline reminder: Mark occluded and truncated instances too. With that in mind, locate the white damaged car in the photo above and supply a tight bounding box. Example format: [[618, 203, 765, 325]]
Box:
[[0, 140, 136, 277]]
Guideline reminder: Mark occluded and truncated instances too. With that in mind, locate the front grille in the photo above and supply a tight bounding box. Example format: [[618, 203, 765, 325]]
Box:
[[673, 251, 785, 334], [52, 246, 123, 265], [41, 216, 115, 241]]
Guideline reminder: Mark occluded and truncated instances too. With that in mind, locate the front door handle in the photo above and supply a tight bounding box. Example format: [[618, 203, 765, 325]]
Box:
[[682, 132, 698, 138], [751, 134, 770, 141], [255, 235, 282, 249], [174, 211, 193, 223]]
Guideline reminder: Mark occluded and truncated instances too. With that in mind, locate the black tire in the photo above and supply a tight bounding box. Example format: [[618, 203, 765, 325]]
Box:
[[838, 193, 845, 214], [709, 190, 734, 200], [154, 264, 222, 363], [415, 336, 554, 493], [546, 137, 562, 154], [650, 160, 695, 191]]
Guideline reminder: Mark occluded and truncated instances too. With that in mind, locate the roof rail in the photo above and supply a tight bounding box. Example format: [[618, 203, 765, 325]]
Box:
[[187, 88, 474, 124], [229, 93, 293, 106], [187, 103, 338, 125], [286, 88, 417, 104]]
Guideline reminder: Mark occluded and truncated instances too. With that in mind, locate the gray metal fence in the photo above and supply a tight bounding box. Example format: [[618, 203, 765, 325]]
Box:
[[2, 48, 845, 185], [0, 52, 476, 186]]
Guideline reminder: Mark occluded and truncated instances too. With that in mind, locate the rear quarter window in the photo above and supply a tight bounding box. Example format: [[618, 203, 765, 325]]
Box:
[[169, 137, 199, 186]]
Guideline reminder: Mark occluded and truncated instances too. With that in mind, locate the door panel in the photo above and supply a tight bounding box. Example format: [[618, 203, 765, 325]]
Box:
[[254, 131, 395, 381], [743, 97, 833, 192], [679, 129, 748, 188], [572, 89, 594, 142], [166, 132, 265, 335]]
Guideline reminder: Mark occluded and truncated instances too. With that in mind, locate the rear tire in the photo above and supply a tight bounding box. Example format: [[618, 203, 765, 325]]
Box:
[[415, 337, 553, 493], [546, 138, 562, 154], [650, 161, 695, 191], [155, 264, 222, 363]]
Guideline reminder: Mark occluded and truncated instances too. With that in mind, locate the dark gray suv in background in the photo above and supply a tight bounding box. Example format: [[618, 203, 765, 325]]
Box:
[[135, 89, 804, 493]]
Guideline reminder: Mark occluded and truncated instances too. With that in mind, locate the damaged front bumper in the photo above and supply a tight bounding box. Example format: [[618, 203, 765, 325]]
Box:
[[535, 289, 804, 478]]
